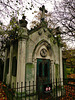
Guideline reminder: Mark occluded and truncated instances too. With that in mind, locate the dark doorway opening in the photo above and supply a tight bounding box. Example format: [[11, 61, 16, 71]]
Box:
[[37, 59, 52, 93], [0, 59, 4, 81]]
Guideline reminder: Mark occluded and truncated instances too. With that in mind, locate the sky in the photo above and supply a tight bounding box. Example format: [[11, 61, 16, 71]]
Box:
[[0, 0, 75, 49], [0, 0, 62, 28], [19, 0, 63, 29]]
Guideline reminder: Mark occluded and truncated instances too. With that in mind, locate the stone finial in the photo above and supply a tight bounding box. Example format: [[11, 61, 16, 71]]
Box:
[[19, 15, 28, 28], [39, 5, 48, 21]]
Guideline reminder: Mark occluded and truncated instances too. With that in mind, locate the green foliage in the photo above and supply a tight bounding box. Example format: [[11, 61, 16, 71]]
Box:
[[63, 50, 75, 79]]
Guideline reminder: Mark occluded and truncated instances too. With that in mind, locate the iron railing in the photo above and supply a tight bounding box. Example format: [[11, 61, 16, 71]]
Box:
[[2, 78, 75, 100]]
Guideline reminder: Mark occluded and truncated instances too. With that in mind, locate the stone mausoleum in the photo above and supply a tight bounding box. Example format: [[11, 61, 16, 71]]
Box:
[[3, 6, 63, 93]]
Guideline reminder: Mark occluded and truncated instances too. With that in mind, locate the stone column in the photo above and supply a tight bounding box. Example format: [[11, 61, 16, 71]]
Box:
[[16, 40, 22, 85], [8, 44, 13, 85], [3, 49, 7, 82], [16, 28, 28, 88], [60, 48, 63, 85]]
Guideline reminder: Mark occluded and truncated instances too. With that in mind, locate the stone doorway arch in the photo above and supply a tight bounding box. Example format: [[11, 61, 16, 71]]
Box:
[[32, 40, 54, 94]]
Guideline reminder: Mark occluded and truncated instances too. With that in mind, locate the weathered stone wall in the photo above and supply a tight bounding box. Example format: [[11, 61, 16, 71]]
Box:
[[24, 27, 61, 85], [3, 27, 62, 88], [4, 42, 18, 86]]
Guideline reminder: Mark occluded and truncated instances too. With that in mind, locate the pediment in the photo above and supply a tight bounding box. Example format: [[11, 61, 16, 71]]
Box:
[[28, 27, 53, 41]]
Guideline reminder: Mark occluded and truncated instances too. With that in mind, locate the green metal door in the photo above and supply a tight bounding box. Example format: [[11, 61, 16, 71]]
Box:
[[37, 59, 51, 93]]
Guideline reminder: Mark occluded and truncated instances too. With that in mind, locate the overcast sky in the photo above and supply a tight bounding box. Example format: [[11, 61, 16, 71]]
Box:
[[0, 0, 75, 49], [0, 0, 62, 28]]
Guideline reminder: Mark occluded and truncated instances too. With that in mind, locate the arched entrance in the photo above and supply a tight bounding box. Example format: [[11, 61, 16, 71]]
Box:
[[32, 40, 53, 97], [37, 58, 52, 91]]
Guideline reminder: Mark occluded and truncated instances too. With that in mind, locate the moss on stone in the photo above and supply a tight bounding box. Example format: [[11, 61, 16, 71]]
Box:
[[26, 63, 34, 81]]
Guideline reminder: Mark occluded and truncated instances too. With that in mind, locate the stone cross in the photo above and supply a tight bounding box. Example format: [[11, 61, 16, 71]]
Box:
[[39, 5, 47, 21]]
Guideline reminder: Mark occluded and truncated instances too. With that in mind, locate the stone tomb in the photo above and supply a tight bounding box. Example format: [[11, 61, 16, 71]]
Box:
[[3, 6, 63, 97]]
